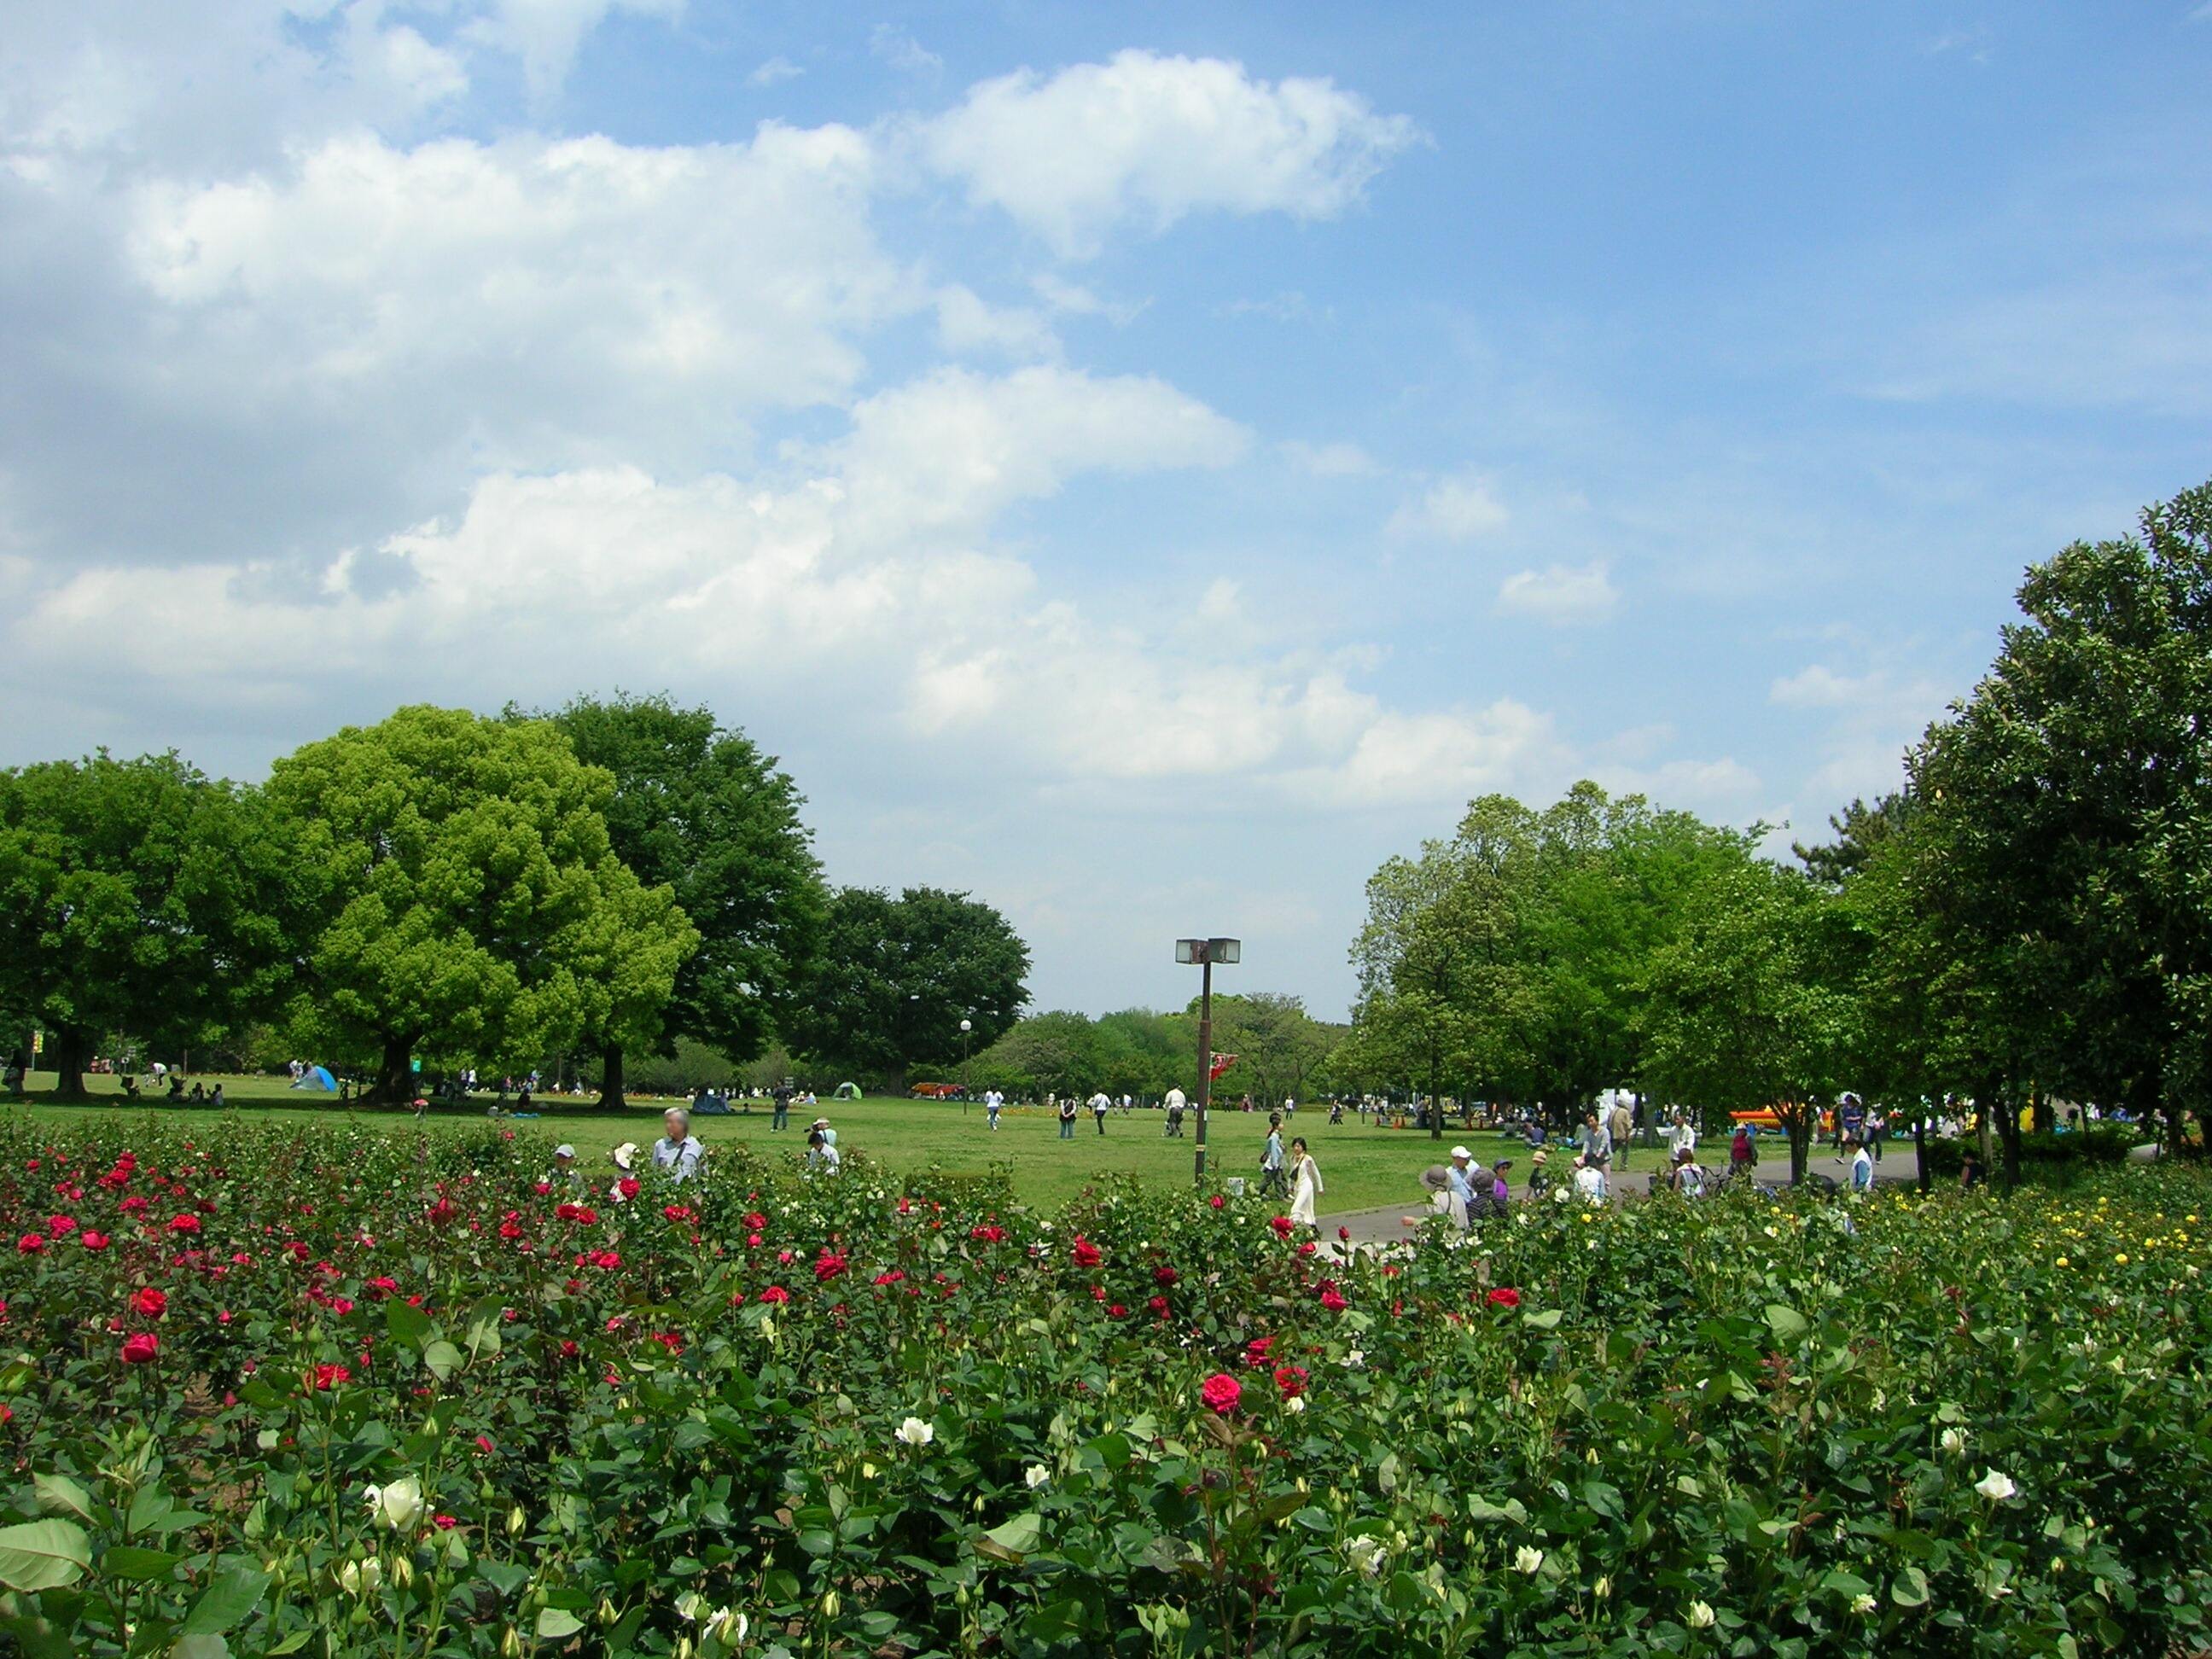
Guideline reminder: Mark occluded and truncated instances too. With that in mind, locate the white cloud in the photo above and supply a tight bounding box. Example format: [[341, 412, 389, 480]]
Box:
[[870, 24, 943, 78], [748, 55, 804, 87], [465, 0, 684, 101], [1281, 439, 1379, 478], [934, 284, 1062, 360], [1496, 562, 1617, 623], [817, 364, 1249, 544], [919, 49, 1419, 257], [1388, 475, 1509, 540], [1030, 274, 1148, 325]]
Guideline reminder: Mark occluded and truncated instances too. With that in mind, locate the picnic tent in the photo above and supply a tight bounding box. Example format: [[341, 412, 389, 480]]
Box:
[[832, 1081, 862, 1100], [290, 1065, 336, 1092]]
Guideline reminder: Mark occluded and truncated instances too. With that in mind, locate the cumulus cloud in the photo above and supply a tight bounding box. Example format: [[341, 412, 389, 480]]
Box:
[[748, 55, 804, 87], [1496, 562, 1617, 623], [918, 49, 1419, 256], [464, 0, 684, 101], [1388, 475, 1509, 540]]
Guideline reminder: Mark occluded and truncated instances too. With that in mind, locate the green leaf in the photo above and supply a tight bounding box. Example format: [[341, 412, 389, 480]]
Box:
[[975, 1511, 1043, 1565], [385, 1297, 434, 1348], [1764, 1304, 1809, 1342], [0, 1519, 91, 1592], [1521, 1308, 1563, 1330], [1891, 1565, 1930, 1607], [182, 1565, 270, 1636], [33, 1475, 94, 1525], [422, 1340, 464, 1381], [169, 1637, 230, 1659], [100, 1545, 184, 1582], [535, 1608, 585, 1639]]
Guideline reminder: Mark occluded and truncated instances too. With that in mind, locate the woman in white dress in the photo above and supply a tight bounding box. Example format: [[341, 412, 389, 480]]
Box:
[[1287, 1136, 1324, 1229]]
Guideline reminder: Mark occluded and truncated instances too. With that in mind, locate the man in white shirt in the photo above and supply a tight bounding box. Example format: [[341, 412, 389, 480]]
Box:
[[1090, 1091, 1111, 1135], [1572, 1155, 1607, 1204], [1164, 1086, 1185, 1137], [985, 1089, 1003, 1130]]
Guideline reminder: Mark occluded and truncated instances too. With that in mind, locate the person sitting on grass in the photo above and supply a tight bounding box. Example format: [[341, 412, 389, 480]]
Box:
[[208, 1084, 224, 1109]]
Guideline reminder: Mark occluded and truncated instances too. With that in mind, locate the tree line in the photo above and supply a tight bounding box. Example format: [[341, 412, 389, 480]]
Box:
[[0, 696, 1031, 1104], [1340, 478, 2212, 1186], [962, 994, 1345, 1104]]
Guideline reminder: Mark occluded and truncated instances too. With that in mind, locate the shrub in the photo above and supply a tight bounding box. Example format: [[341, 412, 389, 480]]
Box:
[[0, 1121, 2204, 1656]]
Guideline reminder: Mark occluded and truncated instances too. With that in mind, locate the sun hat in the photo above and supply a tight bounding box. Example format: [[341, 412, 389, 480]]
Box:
[[1419, 1164, 1449, 1191], [611, 1143, 637, 1170], [1531, 1149, 1548, 1164], [555, 1144, 577, 1159], [1492, 1158, 1513, 1170], [1450, 1144, 1472, 1160]]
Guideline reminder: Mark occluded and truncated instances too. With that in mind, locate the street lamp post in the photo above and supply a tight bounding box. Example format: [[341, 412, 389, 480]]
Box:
[[959, 1016, 973, 1114], [1176, 937, 1241, 1187]]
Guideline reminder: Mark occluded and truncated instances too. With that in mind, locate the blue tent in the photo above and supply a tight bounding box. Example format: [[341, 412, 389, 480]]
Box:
[[290, 1065, 336, 1092]]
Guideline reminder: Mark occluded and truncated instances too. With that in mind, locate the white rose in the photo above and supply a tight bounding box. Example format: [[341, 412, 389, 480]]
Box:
[[1850, 1592, 1877, 1615], [1345, 1535, 1387, 1578], [363, 1476, 424, 1533], [1024, 1464, 1050, 1490], [1973, 1469, 2017, 1501], [707, 1608, 748, 1644], [896, 1417, 935, 1448], [1685, 1599, 1715, 1628], [1940, 1426, 1968, 1456], [1284, 1394, 1307, 1414], [1514, 1545, 1544, 1575]]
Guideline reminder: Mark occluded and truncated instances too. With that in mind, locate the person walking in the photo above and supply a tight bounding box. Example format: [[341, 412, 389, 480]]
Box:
[[1091, 1090, 1110, 1135], [1287, 1137, 1323, 1231], [1865, 1106, 1886, 1162], [986, 1089, 1003, 1131], [1058, 1096, 1078, 1140], [1164, 1086, 1185, 1137], [1260, 1115, 1288, 1198], [1729, 1123, 1757, 1182], [1579, 1111, 1612, 1169], [1606, 1097, 1633, 1158]]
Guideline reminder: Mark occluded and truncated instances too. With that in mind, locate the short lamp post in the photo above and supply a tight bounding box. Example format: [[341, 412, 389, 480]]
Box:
[[1176, 937, 1241, 1187], [959, 1017, 973, 1113]]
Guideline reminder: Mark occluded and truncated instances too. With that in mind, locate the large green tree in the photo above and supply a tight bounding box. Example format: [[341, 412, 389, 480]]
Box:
[[538, 693, 827, 1108], [1908, 479, 2212, 1161], [1640, 860, 1860, 1185], [0, 753, 291, 1097], [265, 706, 696, 1101], [787, 886, 1029, 1082]]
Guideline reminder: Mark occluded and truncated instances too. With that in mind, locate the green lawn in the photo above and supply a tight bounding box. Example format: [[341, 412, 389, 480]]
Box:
[[3, 1072, 1674, 1214]]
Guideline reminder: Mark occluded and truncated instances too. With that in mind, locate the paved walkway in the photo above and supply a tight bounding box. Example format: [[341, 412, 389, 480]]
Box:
[[1319, 1150, 1924, 1247]]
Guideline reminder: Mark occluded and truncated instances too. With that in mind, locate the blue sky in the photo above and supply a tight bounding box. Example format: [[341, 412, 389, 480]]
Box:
[[3, 2, 2209, 1020]]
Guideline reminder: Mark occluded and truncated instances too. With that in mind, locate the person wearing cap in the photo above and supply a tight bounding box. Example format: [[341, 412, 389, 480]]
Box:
[[1487, 1158, 1513, 1214], [654, 1106, 703, 1184], [1444, 1146, 1478, 1228], [546, 1144, 585, 1191]]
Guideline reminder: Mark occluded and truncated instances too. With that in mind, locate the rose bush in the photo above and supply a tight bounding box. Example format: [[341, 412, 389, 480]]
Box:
[[0, 1121, 2205, 1656]]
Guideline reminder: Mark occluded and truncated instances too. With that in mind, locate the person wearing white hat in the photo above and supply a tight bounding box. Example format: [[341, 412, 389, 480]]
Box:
[[1444, 1146, 1478, 1229]]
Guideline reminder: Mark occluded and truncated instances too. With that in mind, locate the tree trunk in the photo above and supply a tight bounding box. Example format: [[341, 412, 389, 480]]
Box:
[[2030, 1087, 2052, 1135], [1787, 1113, 1810, 1188], [377, 1035, 415, 1105], [597, 1042, 626, 1110], [1913, 1110, 1930, 1194], [48, 1025, 92, 1100], [1991, 1083, 2023, 1190]]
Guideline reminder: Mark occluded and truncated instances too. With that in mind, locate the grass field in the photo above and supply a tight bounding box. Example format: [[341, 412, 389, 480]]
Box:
[[1, 1071, 1679, 1213]]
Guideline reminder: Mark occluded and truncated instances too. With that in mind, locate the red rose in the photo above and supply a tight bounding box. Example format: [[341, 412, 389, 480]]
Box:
[[617, 1179, 640, 1201], [1108, 1304, 1127, 1319], [1200, 1372, 1242, 1415], [1209, 1195, 1225, 1208], [1319, 1288, 1348, 1312], [760, 1284, 789, 1304], [168, 1214, 200, 1233], [15, 1234, 44, 1254], [313, 1363, 350, 1390], [814, 1250, 849, 1282], [1270, 1215, 1294, 1237], [131, 1287, 167, 1318], [744, 1212, 768, 1231], [1153, 1266, 1179, 1286], [1486, 1287, 1522, 1309], [1338, 1226, 1351, 1242], [46, 1216, 76, 1237], [80, 1231, 110, 1251], [433, 1514, 457, 1530], [1148, 1295, 1171, 1317], [121, 1332, 160, 1365], [475, 1435, 495, 1454], [1272, 1365, 1309, 1397], [1071, 1237, 1103, 1269]]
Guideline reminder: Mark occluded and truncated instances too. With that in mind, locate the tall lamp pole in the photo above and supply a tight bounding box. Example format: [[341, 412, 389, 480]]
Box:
[[1176, 937, 1241, 1187], [959, 1016, 973, 1114]]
